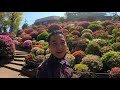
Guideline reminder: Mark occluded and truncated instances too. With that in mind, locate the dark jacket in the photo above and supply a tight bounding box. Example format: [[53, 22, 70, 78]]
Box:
[[36, 54, 73, 78]]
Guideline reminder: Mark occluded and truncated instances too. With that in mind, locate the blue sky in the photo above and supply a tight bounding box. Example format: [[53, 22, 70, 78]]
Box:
[[20, 12, 120, 29], [20, 12, 65, 29]]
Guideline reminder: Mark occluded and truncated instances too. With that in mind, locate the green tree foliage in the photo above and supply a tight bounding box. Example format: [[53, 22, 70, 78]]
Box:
[[22, 23, 29, 29], [6, 12, 23, 32], [59, 17, 66, 23], [0, 12, 23, 33], [65, 12, 107, 21], [0, 12, 7, 32]]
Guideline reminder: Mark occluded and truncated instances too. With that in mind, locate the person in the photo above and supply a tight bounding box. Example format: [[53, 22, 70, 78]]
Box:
[[36, 31, 73, 78]]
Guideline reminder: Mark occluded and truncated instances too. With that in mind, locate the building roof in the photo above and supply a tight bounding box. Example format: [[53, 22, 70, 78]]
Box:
[[35, 16, 60, 23]]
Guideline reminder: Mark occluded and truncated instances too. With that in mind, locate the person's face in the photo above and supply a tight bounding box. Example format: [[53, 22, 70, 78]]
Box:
[[49, 34, 67, 59]]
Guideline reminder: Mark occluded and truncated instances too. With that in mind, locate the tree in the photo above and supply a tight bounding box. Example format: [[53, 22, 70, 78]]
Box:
[[112, 12, 119, 21], [65, 12, 107, 21], [65, 12, 76, 21], [0, 12, 5, 32], [59, 17, 66, 23], [6, 12, 23, 32], [2, 20, 9, 32], [22, 23, 29, 29]]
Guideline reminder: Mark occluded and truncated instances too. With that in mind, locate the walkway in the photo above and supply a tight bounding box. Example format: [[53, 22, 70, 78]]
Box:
[[0, 50, 29, 78]]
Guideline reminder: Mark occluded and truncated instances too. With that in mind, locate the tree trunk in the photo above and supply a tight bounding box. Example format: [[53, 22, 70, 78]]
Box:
[[3, 26, 7, 32], [9, 24, 13, 32], [9, 16, 14, 32], [0, 28, 2, 33]]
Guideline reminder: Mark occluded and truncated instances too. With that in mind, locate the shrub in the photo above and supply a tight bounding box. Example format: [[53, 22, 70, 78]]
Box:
[[37, 31, 49, 41], [32, 45, 43, 48], [38, 40, 45, 44], [39, 40, 48, 47], [109, 37, 116, 44], [116, 37, 120, 42], [22, 34, 32, 42], [87, 24, 103, 32], [100, 46, 113, 55], [0, 35, 15, 59], [36, 48, 45, 55], [108, 35, 113, 40], [13, 40, 19, 45], [38, 40, 49, 50], [48, 24, 62, 32], [25, 54, 36, 68], [85, 41, 101, 56], [67, 36, 75, 51], [30, 31, 38, 39], [63, 25, 74, 31], [16, 29, 24, 36], [0, 32, 9, 35], [90, 21, 101, 24], [115, 32, 120, 38], [71, 38, 88, 52], [71, 30, 80, 37], [106, 25, 115, 35], [101, 21, 113, 29], [81, 55, 103, 72], [32, 26, 38, 30], [67, 25, 84, 33], [81, 32, 93, 40], [111, 42, 120, 52], [24, 28, 34, 34], [65, 54, 75, 67], [72, 50, 86, 64], [93, 39, 108, 47], [73, 64, 89, 75], [73, 26, 84, 33], [93, 30, 108, 39], [67, 25, 77, 32], [38, 25, 47, 29], [116, 23, 120, 28], [59, 29, 69, 36], [34, 55, 45, 65], [81, 29, 93, 35], [31, 47, 41, 55], [101, 51, 120, 72], [45, 48, 50, 55], [19, 32, 26, 38], [45, 53, 51, 59], [9, 32, 16, 40], [23, 40, 32, 50], [37, 28, 46, 35], [15, 41, 23, 50], [110, 67, 120, 78], [76, 21, 89, 28], [37, 28, 45, 31], [32, 39, 37, 45], [112, 28, 120, 37]]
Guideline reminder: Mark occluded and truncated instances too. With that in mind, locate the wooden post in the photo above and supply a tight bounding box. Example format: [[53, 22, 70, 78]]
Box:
[[92, 69, 96, 78]]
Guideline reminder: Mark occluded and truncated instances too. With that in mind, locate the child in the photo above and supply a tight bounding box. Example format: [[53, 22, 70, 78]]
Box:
[[36, 31, 73, 78]]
